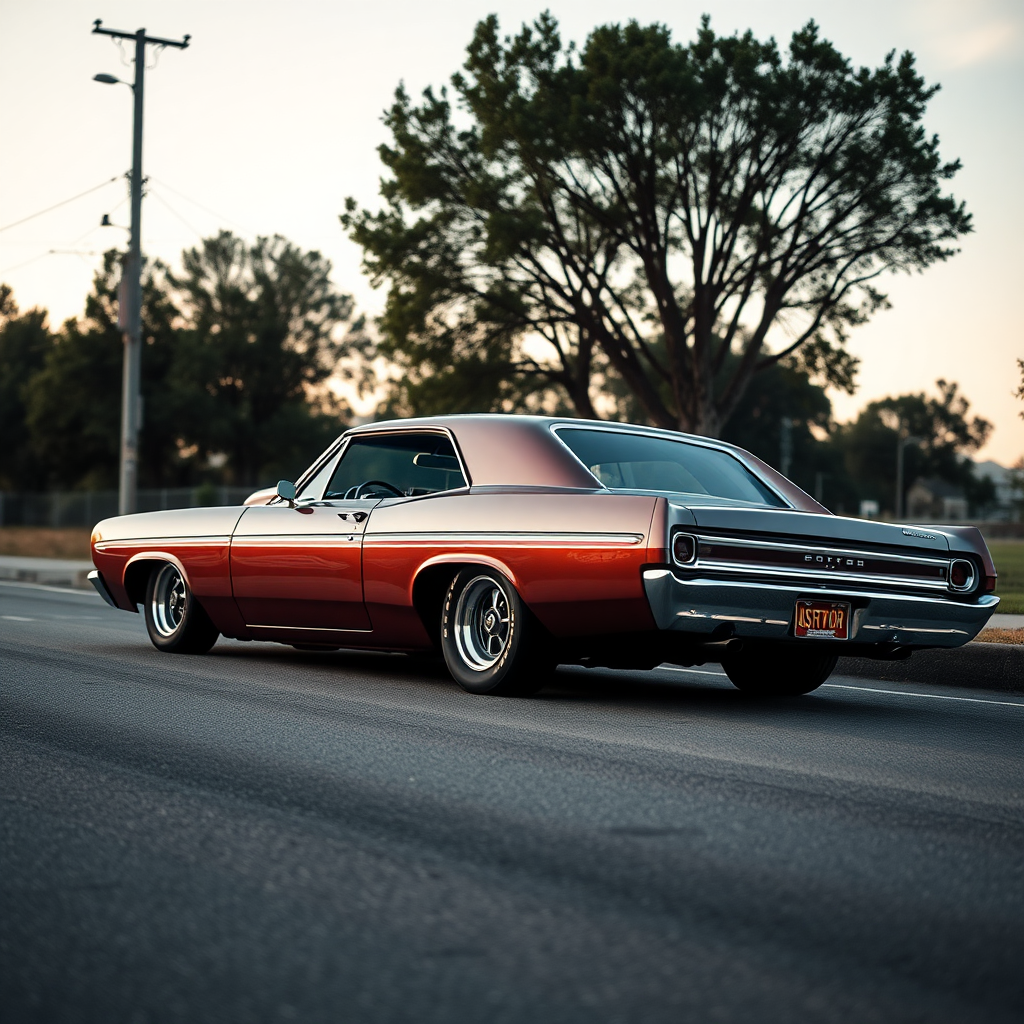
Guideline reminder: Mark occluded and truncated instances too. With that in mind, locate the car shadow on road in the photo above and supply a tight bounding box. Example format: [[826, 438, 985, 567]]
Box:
[[89, 636, 999, 732]]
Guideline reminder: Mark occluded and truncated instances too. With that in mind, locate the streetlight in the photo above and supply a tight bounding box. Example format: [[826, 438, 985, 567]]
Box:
[[91, 20, 189, 516]]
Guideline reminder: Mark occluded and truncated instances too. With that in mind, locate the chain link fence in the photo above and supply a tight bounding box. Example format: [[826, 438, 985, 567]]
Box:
[[0, 487, 258, 528]]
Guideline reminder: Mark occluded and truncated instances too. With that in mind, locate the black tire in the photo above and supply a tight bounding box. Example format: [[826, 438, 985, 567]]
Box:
[[721, 643, 837, 696], [144, 562, 219, 654], [440, 568, 552, 696]]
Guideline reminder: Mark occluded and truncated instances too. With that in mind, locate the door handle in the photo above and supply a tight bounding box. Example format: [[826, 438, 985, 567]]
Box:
[[337, 511, 367, 523]]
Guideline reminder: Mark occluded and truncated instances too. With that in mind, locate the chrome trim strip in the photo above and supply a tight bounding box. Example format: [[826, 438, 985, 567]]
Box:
[[364, 531, 645, 545], [95, 536, 230, 549], [247, 624, 373, 634], [642, 570, 991, 608], [690, 561, 950, 592], [232, 535, 361, 543], [679, 533, 951, 592], [693, 533, 949, 569]]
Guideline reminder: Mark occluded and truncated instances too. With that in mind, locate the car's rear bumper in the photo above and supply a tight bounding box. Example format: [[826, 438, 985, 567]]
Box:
[[642, 569, 999, 649]]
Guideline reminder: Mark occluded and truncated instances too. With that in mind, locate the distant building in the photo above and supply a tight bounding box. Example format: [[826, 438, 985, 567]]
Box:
[[971, 459, 1023, 522], [906, 478, 968, 521]]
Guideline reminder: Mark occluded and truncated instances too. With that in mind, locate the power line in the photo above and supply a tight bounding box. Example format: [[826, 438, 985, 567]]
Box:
[[147, 176, 252, 235], [147, 186, 204, 239], [0, 250, 102, 276], [0, 176, 121, 234]]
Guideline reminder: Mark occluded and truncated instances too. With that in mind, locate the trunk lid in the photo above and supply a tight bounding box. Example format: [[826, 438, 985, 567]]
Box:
[[684, 505, 950, 554]]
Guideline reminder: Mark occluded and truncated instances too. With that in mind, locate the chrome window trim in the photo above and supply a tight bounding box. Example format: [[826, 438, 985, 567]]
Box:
[[681, 533, 952, 592], [548, 423, 793, 510], [292, 438, 347, 500], [301, 426, 472, 502]]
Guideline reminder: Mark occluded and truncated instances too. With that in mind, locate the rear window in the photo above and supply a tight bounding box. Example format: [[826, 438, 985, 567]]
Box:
[[555, 427, 784, 506]]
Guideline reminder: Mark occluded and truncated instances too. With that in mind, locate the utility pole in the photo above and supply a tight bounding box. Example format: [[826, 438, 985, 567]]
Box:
[[92, 20, 189, 515], [895, 423, 923, 520], [779, 417, 793, 480]]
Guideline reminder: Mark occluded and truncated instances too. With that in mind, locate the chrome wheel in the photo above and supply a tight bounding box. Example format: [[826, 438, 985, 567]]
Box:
[[453, 575, 511, 671], [150, 563, 187, 638]]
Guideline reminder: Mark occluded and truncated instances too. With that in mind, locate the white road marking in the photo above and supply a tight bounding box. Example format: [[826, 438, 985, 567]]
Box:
[[823, 683, 1024, 709], [0, 580, 100, 597], [660, 664, 1024, 709], [660, 666, 728, 677], [2, 615, 35, 621]]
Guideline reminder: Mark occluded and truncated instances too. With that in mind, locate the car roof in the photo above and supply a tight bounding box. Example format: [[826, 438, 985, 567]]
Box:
[[342, 414, 822, 514]]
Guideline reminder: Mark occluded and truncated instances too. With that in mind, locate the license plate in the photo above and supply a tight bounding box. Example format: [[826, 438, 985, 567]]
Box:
[[794, 600, 851, 640]]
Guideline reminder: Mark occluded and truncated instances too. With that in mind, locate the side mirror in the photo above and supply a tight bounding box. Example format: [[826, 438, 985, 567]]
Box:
[[276, 480, 297, 507]]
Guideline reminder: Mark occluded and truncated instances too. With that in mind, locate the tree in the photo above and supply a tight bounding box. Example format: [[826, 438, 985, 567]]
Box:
[[837, 379, 992, 516], [19, 233, 364, 492], [168, 231, 365, 485], [719, 358, 833, 492], [23, 251, 183, 490], [345, 13, 970, 435], [0, 285, 53, 490]]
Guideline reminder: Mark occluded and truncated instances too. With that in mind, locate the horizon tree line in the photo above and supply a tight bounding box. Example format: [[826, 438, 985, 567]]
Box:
[[0, 13, 1009, 515]]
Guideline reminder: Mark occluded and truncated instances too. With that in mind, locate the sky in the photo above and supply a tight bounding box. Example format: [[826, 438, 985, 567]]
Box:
[[1, 0, 1022, 465]]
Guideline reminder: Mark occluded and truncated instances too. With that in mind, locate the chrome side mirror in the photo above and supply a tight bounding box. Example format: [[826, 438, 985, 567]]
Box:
[[276, 480, 297, 507]]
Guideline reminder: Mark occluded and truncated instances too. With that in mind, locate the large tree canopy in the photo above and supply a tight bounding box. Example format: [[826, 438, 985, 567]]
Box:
[[168, 231, 365, 485], [11, 233, 362, 491], [346, 13, 970, 434]]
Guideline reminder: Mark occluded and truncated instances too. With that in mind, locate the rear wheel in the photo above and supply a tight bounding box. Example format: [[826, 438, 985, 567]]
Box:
[[144, 562, 219, 654], [440, 568, 552, 696], [721, 643, 837, 696]]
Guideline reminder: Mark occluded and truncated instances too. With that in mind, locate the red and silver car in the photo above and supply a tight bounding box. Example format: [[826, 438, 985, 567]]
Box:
[[89, 415, 999, 696]]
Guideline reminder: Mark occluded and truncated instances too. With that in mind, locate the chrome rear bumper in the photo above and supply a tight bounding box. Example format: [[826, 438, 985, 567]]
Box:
[[642, 569, 999, 649]]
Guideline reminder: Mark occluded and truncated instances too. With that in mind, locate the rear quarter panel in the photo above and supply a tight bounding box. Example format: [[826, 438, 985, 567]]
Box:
[[362, 491, 661, 644]]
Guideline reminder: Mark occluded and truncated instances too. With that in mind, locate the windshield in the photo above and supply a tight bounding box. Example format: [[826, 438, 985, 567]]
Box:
[[555, 427, 784, 506]]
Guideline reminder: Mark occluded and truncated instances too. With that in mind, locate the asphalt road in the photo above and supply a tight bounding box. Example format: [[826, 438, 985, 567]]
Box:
[[2, 582, 1022, 1024]]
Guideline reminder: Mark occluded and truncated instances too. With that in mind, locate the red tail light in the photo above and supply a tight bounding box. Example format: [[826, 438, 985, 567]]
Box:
[[672, 533, 696, 565]]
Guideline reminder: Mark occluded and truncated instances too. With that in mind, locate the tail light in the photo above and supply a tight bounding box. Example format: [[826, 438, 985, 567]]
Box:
[[672, 533, 697, 565], [949, 559, 976, 592]]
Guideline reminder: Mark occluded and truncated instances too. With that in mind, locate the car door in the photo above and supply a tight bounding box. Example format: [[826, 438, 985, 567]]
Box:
[[230, 429, 468, 637], [230, 499, 378, 633]]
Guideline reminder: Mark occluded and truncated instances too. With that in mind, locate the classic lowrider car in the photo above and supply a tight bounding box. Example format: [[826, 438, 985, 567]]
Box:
[[89, 415, 999, 696]]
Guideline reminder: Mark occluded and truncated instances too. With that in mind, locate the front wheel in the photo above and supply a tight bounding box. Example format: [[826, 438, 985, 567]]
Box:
[[144, 562, 219, 654], [721, 643, 837, 696], [440, 568, 552, 696]]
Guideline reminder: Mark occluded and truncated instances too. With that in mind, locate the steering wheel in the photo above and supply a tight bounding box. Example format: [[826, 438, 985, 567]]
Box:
[[345, 479, 404, 499]]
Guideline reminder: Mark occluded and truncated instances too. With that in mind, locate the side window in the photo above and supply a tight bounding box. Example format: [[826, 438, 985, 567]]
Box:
[[295, 452, 340, 501], [325, 433, 467, 499]]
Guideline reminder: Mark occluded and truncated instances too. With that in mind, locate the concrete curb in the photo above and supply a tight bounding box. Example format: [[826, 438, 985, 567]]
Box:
[[0, 560, 94, 590], [839, 643, 1024, 695]]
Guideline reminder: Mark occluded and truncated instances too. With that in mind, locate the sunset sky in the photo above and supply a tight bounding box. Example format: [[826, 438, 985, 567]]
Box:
[[2, 0, 1021, 464]]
